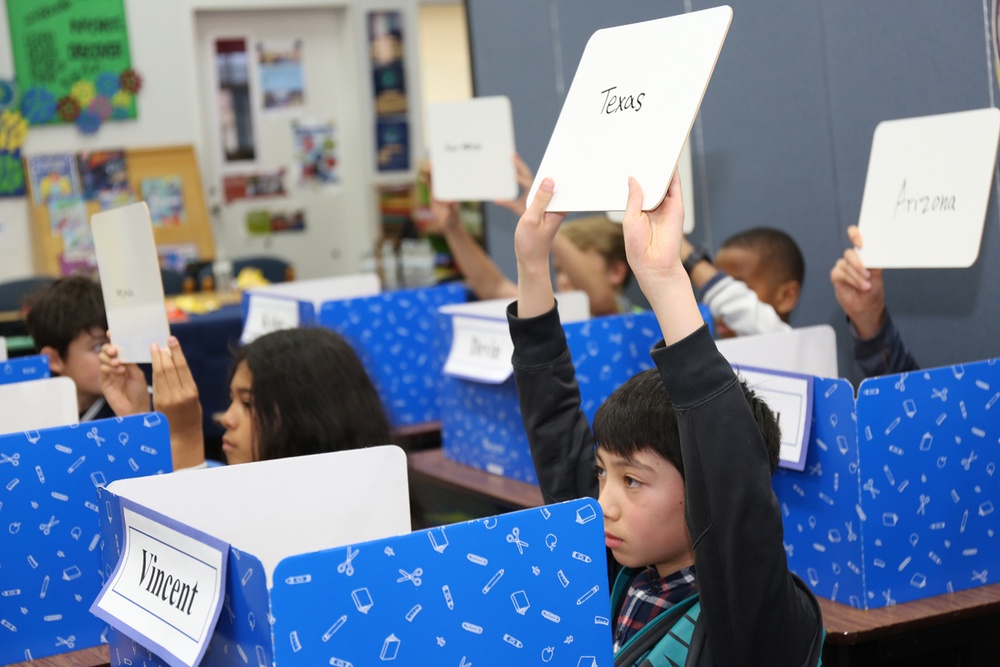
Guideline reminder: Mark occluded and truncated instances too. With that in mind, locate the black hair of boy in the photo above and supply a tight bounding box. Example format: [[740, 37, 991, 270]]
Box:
[[594, 368, 781, 475], [721, 227, 805, 287], [25, 276, 107, 359], [228, 327, 391, 461]]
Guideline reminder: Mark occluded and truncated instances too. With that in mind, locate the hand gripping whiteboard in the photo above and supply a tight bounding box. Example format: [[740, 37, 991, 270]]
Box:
[[527, 6, 732, 212], [857, 107, 1000, 268]]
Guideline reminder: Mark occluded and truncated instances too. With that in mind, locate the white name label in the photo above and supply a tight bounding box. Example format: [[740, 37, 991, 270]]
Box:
[[443, 316, 515, 384], [241, 294, 301, 344], [92, 500, 228, 667], [734, 366, 814, 472]]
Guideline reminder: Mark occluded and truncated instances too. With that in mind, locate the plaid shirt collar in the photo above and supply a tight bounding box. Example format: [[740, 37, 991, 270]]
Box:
[[613, 565, 697, 653]]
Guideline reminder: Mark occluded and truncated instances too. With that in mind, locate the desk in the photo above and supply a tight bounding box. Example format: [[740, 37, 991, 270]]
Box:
[[6, 645, 108, 666], [408, 447, 543, 512]]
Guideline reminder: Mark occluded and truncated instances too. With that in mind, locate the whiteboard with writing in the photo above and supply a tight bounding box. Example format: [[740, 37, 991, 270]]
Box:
[[428, 96, 518, 201], [92, 202, 171, 363], [527, 6, 732, 212], [857, 107, 1000, 268]]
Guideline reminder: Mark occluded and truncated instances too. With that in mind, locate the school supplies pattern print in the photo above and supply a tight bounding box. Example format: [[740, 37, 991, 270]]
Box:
[[0, 414, 172, 665], [319, 283, 467, 426], [774, 358, 1000, 609], [271, 498, 613, 666], [440, 310, 660, 483]]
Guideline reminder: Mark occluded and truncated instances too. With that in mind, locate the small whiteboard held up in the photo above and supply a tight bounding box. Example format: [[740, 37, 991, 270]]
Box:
[[527, 6, 732, 212], [92, 202, 170, 363], [857, 108, 1000, 268], [427, 96, 517, 201]]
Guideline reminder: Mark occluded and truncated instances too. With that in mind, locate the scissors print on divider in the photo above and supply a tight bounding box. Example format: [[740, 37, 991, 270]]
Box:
[[40, 516, 59, 535], [0, 453, 20, 466], [87, 428, 106, 446], [337, 547, 358, 576], [55, 636, 76, 649], [396, 568, 423, 587], [506, 527, 528, 554]]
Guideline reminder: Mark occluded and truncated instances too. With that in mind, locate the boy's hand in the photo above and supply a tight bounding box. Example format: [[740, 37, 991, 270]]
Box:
[[514, 177, 566, 318], [494, 153, 534, 216], [830, 225, 886, 339], [99, 342, 151, 416], [623, 173, 702, 344], [151, 337, 205, 469]]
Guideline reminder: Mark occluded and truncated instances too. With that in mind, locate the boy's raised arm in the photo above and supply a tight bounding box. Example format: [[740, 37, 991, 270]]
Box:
[[513, 177, 566, 317], [621, 174, 702, 344]]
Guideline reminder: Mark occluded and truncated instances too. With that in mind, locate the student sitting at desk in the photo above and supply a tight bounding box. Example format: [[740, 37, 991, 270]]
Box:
[[426, 157, 635, 317], [101, 327, 392, 468], [507, 173, 824, 665], [25, 276, 150, 422], [680, 227, 805, 338], [829, 224, 919, 377]]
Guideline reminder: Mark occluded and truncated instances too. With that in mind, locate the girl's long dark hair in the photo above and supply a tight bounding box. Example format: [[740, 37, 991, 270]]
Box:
[[230, 327, 391, 461]]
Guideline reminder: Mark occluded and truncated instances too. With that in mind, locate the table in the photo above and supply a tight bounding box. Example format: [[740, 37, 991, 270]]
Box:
[[5, 645, 108, 667], [408, 447, 543, 511]]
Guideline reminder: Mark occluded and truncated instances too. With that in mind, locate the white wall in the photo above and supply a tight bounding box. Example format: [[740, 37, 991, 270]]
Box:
[[0, 0, 423, 282]]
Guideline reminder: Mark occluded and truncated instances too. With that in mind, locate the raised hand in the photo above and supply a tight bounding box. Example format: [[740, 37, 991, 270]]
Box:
[[151, 337, 206, 469], [494, 153, 535, 216], [99, 340, 151, 416], [830, 226, 886, 339], [514, 177, 567, 318]]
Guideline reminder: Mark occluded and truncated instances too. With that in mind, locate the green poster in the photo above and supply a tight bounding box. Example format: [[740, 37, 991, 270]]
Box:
[[5, 0, 136, 124]]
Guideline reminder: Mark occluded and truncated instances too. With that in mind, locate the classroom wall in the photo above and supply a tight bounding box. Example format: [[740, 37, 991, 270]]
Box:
[[0, 0, 423, 283], [467, 0, 1000, 381]]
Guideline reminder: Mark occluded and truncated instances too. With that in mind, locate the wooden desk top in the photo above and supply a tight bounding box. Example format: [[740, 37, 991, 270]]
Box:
[[818, 582, 1000, 645], [408, 447, 543, 511], [6, 645, 109, 666]]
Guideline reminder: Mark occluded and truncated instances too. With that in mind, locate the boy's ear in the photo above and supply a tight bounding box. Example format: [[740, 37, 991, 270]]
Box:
[[772, 280, 801, 318], [607, 260, 629, 288], [40, 346, 65, 375]]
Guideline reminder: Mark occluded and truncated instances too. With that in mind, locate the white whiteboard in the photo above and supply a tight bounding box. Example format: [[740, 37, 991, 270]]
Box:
[[527, 6, 732, 212], [857, 107, 1000, 268]]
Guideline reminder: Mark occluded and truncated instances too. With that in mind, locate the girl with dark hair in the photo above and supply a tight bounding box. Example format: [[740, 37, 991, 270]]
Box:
[[221, 327, 390, 464], [100, 327, 390, 467]]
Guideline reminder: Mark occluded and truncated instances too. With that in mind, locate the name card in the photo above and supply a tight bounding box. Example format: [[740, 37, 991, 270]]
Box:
[[92, 499, 228, 667], [240, 294, 301, 344], [527, 7, 731, 211], [92, 202, 170, 363], [734, 366, 813, 472], [0, 376, 77, 434], [443, 315, 516, 383], [857, 107, 1000, 268], [428, 96, 518, 201]]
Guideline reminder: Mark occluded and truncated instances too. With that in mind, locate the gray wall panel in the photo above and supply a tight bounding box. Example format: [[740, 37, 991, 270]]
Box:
[[467, 1, 999, 379]]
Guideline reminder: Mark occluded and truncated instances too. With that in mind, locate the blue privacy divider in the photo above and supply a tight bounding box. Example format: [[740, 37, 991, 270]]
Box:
[[271, 498, 612, 667], [318, 283, 468, 426], [0, 413, 172, 664], [440, 310, 662, 484], [0, 354, 50, 385], [773, 358, 1000, 609], [102, 498, 611, 667]]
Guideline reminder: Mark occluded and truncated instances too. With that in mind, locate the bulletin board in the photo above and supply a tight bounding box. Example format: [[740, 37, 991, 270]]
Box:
[[27, 144, 215, 276]]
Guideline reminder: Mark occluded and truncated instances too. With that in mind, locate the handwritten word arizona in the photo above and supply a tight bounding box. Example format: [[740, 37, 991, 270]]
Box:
[[894, 179, 956, 220], [600, 87, 645, 115]]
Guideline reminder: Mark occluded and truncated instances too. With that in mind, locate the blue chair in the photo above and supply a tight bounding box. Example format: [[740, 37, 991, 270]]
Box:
[[0, 276, 57, 313], [198, 255, 295, 291]]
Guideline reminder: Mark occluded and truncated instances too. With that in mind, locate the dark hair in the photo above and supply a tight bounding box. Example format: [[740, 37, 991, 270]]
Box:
[[25, 276, 107, 358], [229, 327, 391, 461], [593, 368, 781, 476], [721, 227, 805, 287]]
